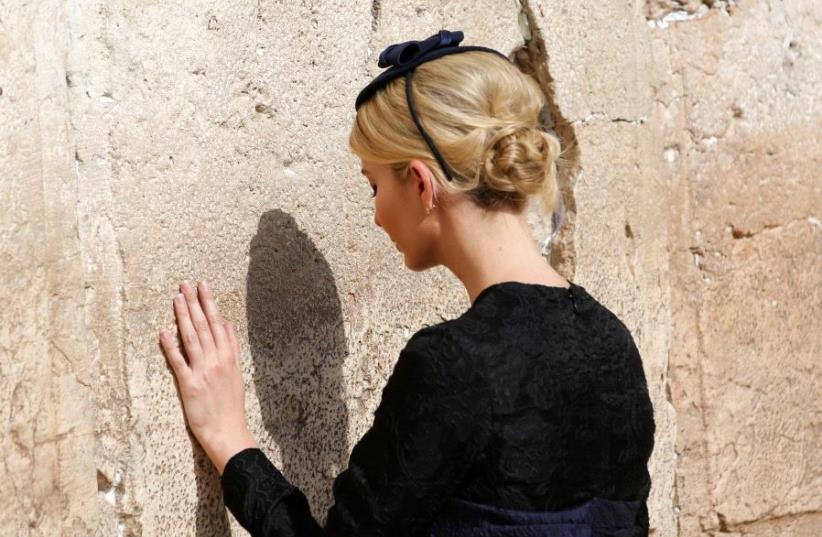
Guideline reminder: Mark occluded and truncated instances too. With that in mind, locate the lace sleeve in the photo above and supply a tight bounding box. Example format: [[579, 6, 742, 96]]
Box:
[[221, 328, 490, 537]]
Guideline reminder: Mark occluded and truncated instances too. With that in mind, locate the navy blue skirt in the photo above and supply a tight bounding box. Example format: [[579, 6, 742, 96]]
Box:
[[427, 496, 645, 537]]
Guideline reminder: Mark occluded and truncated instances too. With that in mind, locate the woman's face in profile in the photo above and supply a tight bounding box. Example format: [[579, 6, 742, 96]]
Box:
[[360, 159, 431, 269]]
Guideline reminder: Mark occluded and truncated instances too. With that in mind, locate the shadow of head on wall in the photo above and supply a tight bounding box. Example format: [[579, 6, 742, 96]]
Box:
[[191, 208, 349, 535], [245, 208, 349, 522]]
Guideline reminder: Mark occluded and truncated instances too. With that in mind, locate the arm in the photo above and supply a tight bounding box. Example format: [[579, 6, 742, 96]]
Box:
[[220, 328, 491, 537]]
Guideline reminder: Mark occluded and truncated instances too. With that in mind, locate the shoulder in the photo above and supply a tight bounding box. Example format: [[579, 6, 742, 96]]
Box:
[[402, 322, 447, 355], [384, 323, 486, 402], [394, 323, 461, 381], [575, 284, 639, 344], [403, 320, 480, 366], [576, 286, 650, 388]]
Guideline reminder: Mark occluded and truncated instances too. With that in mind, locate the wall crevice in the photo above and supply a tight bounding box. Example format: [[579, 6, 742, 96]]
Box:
[[511, 1, 580, 279]]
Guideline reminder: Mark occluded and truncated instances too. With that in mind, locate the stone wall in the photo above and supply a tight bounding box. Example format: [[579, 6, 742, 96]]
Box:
[[648, 1, 822, 535], [0, 1, 818, 535]]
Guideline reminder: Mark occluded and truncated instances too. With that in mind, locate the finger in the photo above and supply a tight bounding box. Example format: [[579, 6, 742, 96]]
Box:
[[225, 321, 241, 368], [173, 292, 203, 364], [198, 280, 227, 351], [159, 328, 191, 381], [180, 280, 215, 355]]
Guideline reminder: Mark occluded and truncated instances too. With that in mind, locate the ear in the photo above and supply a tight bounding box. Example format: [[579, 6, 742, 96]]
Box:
[[407, 159, 436, 209]]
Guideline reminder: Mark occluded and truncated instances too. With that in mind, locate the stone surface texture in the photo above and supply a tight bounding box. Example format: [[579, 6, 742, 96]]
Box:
[[0, 1, 818, 536], [648, 1, 822, 535]]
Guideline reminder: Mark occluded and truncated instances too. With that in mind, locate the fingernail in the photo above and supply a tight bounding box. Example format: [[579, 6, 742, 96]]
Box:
[[180, 280, 189, 291], [175, 293, 184, 303], [201, 280, 209, 291]]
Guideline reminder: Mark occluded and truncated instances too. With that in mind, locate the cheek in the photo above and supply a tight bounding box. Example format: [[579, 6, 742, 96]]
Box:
[[375, 193, 392, 225], [373, 195, 384, 221], [375, 195, 405, 244]]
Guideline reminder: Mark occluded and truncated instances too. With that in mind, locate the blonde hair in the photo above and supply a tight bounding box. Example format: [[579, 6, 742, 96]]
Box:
[[349, 51, 565, 215]]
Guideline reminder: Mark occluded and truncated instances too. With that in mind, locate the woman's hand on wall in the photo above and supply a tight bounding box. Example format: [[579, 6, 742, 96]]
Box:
[[159, 280, 258, 476]]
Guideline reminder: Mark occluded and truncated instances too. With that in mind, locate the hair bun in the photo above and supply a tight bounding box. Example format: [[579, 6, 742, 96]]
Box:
[[481, 125, 561, 208]]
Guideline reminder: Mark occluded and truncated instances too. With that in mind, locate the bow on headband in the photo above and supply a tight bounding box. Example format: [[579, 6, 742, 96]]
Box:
[[378, 30, 465, 68], [356, 30, 510, 182]]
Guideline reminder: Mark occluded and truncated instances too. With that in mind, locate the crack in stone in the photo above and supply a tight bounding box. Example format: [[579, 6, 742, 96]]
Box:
[[510, 1, 580, 279], [571, 111, 648, 126], [717, 508, 822, 532], [728, 218, 816, 239], [370, 0, 382, 32]]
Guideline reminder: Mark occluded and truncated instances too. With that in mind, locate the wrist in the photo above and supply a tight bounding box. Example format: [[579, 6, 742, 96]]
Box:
[[204, 428, 258, 476]]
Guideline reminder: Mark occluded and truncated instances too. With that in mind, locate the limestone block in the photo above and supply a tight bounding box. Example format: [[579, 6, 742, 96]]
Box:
[[652, 0, 822, 534], [3, 0, 818, 535]]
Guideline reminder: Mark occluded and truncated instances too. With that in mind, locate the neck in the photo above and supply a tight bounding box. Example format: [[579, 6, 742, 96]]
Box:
[[433, 199, 568, 305]]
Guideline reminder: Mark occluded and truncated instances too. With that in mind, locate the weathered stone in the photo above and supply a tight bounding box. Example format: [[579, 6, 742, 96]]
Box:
[[652, 0, 822, 534], [1, 0, 818, 535]]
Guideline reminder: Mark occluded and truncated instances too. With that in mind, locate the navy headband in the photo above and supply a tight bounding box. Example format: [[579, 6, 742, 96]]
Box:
[[355, 30, 512, 181]]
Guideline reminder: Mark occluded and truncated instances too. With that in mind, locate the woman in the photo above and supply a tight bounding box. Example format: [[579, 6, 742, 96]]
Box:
[[159, 30, 655, 537]]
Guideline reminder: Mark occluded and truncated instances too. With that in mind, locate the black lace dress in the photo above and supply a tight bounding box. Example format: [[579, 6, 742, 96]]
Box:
[[221, 281, 656, 537]]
